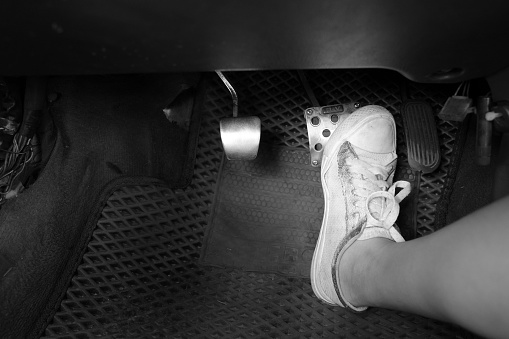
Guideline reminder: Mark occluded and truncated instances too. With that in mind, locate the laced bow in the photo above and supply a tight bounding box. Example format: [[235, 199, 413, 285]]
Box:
[[346, 157, 410, 229]]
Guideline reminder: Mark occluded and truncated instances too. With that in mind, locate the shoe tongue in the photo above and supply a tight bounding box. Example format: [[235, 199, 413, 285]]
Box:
[[351, 145, 396, 174], [350, 145, 397, 221]]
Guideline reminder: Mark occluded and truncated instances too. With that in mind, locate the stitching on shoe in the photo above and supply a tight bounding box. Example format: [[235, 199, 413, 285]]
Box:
[[331, 218, 365, 312], [329, 141, 365, 312]]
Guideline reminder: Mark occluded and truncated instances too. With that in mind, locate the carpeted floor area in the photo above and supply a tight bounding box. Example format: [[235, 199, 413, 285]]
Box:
[[0, 73, 205, 338]]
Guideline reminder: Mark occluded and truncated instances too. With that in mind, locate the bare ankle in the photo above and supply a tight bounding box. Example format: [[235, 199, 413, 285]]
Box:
[[339, 237, 394, 307]]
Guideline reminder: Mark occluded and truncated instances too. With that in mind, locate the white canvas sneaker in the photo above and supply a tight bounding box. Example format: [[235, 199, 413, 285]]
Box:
[[310, 105, 410, 311]]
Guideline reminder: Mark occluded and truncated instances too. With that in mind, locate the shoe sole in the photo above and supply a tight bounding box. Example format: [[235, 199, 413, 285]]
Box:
[[310, 108, 396, 306]]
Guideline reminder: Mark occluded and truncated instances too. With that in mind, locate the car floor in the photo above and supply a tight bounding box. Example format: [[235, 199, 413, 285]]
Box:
[[4, 70, 489, 338]]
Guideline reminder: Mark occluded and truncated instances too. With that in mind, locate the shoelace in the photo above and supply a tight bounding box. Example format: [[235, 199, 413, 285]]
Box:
[[347, 157, 411, 229]]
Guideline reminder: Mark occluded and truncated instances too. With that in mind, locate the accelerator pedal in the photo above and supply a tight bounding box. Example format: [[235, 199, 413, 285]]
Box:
[[401, 100, 441, 173]]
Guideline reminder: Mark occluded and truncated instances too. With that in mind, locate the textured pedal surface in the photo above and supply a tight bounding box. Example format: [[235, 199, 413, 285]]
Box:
[[406, 82, 465, 234], [201, 145, 322, 277], [304, 104, 355, 166], [43, 70, 474, 338], [402, 101, 441, 173]]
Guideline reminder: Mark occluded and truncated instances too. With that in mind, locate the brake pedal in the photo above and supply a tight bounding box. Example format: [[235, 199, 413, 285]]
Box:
[[401, 100, 441, 173], [304, 103, 357, 167]]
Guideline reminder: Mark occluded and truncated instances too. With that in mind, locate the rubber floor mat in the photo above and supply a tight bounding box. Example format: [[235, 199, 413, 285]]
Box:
[[201, 145, 322, 277], [43, 70, 476, 338], [200, 70, 465, 272]]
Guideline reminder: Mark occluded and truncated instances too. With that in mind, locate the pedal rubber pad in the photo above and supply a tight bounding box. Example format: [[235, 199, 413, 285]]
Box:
[[304, 103, 356, 167], [401, 100, 441, 173]]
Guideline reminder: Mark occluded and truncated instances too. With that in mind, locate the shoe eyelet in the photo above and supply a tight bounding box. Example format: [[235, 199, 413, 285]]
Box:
[[351, 212, 360, 223]]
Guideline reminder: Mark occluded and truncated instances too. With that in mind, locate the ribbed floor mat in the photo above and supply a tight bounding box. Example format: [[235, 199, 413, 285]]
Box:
[[43, 70, 474, 338], [201, 146, 322, 277]]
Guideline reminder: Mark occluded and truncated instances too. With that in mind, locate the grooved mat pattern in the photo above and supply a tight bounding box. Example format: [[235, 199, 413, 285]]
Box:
[[201, 146, 323, 277], [43, 70, 473, 338]]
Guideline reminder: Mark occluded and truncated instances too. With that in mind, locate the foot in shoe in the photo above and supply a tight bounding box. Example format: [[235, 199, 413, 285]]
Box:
[[338, 236, 393, 307], [310, 105, 410, 311]]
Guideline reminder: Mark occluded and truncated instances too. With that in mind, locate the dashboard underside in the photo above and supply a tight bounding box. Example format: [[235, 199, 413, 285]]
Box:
[[2, 1, 509, 82]]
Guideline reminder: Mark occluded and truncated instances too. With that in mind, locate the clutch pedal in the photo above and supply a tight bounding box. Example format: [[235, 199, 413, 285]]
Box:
[[216, 71, 261, 161]]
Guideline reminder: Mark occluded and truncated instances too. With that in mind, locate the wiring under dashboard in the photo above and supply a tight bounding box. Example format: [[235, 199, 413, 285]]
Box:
[[0, 134, 34, 201], [0, 77, 46, 205]]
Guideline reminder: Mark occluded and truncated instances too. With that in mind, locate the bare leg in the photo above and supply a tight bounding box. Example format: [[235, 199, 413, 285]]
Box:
[[340, 195, 509, 339]]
